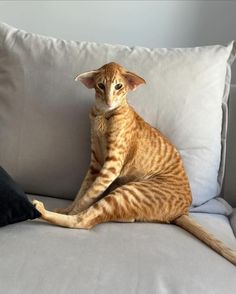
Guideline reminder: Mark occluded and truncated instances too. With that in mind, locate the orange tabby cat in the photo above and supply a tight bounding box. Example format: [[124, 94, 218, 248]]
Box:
[[33, 62, 236, 265]]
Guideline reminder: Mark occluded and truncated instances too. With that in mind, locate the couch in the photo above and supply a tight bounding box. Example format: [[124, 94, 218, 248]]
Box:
[[0, 23, 236, 294]]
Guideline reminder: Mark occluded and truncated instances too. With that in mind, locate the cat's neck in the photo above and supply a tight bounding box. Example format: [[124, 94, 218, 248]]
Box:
[[92, 99, 129, 117]]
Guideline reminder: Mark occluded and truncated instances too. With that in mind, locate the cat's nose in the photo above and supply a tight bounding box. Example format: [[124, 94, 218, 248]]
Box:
[[105, 96, 113, 107]]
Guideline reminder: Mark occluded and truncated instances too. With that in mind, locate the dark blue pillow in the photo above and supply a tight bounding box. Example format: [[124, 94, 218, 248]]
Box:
[[0, 166, 41, 227]]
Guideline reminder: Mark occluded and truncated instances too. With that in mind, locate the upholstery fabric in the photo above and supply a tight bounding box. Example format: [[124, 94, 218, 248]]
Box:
[[190, 197, 232, 215], [0, 22, 235, 207], [230, 208, 236, 237], [224, 85, 236, 207], [0, 195, 235, 294]]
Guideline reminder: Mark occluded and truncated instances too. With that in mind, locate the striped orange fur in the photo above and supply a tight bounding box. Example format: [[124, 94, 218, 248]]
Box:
[[33, 62, 236, 266]]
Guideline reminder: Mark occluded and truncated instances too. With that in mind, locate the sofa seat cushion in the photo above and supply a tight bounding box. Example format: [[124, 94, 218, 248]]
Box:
[[0, 195, 235, 294]]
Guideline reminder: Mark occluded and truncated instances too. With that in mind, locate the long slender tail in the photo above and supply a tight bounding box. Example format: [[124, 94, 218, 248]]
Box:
[[173, 215, 236, 266]]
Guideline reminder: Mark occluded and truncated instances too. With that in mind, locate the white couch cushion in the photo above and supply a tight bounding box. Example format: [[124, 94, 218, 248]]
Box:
[[0, 22, 235, 207]]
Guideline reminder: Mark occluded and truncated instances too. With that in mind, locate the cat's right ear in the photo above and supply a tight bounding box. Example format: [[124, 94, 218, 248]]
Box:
[[75, 70, 99, 89], [123, 71, 146, 91]]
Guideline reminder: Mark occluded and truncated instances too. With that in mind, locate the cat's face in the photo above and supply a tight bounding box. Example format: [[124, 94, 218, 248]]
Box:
[[75, 62, 145, 112], [93, 68, 128, 111]]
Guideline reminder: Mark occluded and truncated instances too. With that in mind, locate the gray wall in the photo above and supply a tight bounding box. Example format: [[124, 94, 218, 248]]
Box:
[[0, 0, 235, 82]]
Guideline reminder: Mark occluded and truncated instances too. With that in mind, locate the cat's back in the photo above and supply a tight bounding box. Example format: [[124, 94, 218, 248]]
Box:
[[126, 106, 185, 177], [129, 106, 176, 155]]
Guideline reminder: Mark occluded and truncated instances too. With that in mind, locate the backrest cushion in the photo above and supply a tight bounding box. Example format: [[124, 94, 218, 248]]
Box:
[[0, 22, 235, 205]]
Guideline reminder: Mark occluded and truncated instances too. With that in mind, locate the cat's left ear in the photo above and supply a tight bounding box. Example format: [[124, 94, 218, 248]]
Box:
[[75, 70, 99, 89], [123, 71, 146, 91]]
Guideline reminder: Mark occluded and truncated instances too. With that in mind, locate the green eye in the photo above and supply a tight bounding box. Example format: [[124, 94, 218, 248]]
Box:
[[98, 83, 105, 90], [115, 83, 122, 90]]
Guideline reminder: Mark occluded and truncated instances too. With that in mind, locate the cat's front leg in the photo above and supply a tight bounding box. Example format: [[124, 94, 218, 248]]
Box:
[[69, 152, 124, 214], [55, 160, 101, 214]]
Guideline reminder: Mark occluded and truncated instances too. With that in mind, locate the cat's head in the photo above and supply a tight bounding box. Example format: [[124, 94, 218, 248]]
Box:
[[75, 62, 145, 111]]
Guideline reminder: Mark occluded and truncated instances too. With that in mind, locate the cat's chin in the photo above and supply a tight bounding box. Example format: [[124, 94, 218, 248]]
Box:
[[98, 104, 120, 112], [106, 105, 118, 111]]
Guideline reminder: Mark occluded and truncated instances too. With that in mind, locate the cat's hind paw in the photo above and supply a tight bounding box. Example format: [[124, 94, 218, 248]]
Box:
[[32, 200, 46, 216]]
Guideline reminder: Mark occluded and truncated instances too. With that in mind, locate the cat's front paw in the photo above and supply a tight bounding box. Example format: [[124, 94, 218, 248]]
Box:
[[32, 200, 46, 216]]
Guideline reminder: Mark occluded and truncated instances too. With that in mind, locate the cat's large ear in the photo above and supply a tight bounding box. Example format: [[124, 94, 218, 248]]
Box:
[[123, 71, 146, 91], [75, 70, 99, 89]]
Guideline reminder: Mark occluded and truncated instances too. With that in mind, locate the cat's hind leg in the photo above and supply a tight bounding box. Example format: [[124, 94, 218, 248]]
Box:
[[32, 179, 190, 229], [68, 179, 191, 227], [33, 199, 110, 229], [54, 204, 74, 215], [33, 200, 80, 228]]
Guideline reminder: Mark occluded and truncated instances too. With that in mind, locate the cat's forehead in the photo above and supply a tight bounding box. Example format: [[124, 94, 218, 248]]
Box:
[[100, 62, 123, 72], [98, 62, 124, 82]]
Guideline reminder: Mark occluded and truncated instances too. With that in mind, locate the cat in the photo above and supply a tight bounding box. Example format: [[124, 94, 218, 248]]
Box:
[[33, 62, 236, 266]]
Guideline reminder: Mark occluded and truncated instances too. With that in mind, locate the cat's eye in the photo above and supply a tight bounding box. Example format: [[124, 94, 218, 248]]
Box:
[[98, 83, 105, 90], [115, 83, 123, 90]]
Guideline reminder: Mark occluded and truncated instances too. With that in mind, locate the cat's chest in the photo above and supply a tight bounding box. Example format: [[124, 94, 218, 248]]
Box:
[[93, 115, 108, 135], [91, 114, 109, 164]]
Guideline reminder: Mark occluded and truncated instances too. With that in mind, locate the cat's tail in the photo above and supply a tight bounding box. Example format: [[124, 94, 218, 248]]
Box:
[[173, 214, 236, 266]]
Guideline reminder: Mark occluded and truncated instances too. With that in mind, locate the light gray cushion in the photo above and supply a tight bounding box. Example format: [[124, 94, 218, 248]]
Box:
[[0, 22, 235, 207], [0, 195, 235, 294], [190, 197, 232, 215]]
